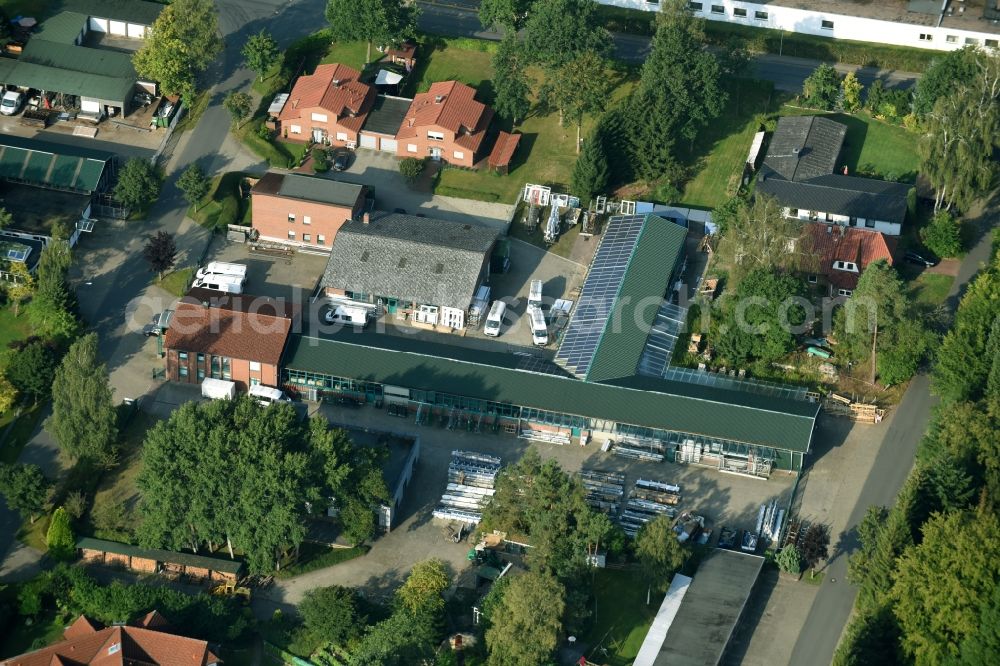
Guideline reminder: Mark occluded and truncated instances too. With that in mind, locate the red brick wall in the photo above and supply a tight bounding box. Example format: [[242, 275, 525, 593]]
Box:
[[251, 192, 360, 249], [130, 556, 158, 573], [280, 106, 361, 147], [164, 349, 279, 392], [396, 123, 477, 168]]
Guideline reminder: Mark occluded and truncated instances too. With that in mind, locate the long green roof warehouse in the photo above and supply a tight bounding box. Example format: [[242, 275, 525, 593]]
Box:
[[283, 213, 820, 476]]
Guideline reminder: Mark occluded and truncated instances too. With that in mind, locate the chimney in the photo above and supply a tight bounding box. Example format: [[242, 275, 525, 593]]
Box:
[[363, 212, 370, 224], [434, 95, 444, 103], [333, 78, 342, 87]]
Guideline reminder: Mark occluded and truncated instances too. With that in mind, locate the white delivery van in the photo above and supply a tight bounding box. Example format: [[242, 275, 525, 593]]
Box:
[[192, 275, 244, 294], [196, 262, 247, 281], [528, 305, 548, 346], [249, 384, 292, 406], [528, 279, 543, 310], [201, 377, 236, 400], [323, 304, 370, 328], [484, 300, 506, 337]]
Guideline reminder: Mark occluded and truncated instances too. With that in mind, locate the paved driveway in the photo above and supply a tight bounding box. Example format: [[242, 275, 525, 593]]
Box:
[[318, 148, 514, 229]]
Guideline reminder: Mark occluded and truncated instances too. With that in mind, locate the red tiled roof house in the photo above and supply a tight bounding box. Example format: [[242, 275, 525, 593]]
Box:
[[802, 224, 898, 297], [394, 81, 494, 168], [163, 292, 298, 391], [1, 612, 220, 666], [279, 63, 373, 147]]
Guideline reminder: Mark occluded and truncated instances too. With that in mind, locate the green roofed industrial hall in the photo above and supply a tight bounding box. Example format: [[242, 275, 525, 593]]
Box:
[[282, 213, 820, 476]]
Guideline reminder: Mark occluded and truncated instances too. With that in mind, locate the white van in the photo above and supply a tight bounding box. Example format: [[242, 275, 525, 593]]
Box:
[[323, 304, 370, 328], [528, 279, 543, 310], [192, 275, 244, 294], [484, 300, 506, 337], [196, 261, 247, 282], [249, 384, 292, 406], [528, 305, 548, 346], [201, 378, 236, 400]]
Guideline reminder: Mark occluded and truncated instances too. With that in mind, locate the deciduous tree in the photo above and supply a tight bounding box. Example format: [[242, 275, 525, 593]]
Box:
[[48, 333, 118, 467], [132, 0, 223, 98], [114, 158, 160, 211], [0, 463, 50, 522], [325, 0, 418, 63], [635, 515, 688, 591], [626, 0, 725, 182], [913, 46, 981, 117], [540, 51, 610, 153], [841, 71, 863, 113], [776, 544, 802, 575], [717, 194, 806, 283], [242, 29, 279, 82], [491, 33, 531, 126], [223, 91, 253, 129], [177, 164, 210, 209], [479, 0, 534, 31], [27, 242, 77, 341], [0, 374, 17, 414], [143, 231, 177, 279], [799, 523, 830, 574], [485, 570, 565, 666], [0, 206, 12, 230], [4, 339, 57, 404], [396, 558, 450, 615], [298, 585, 362, 648], [919, 210, 963, 258], [522, 0, 610, 68], [5, 261, 34, 317]]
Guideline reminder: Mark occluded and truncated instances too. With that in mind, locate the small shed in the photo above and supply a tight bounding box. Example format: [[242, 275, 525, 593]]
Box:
[[77, 537, 244, 583], [384, 40, 417, 70], [488, 132, 521, 175]]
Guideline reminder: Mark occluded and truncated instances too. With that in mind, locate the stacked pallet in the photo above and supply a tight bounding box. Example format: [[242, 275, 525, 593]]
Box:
[[432, 451, 502, 525], [620, 478, 682, 537], [579, 469, 625, 516], [612, 440, 665, 462]]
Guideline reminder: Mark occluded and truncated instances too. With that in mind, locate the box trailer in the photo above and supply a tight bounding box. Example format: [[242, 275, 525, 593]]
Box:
[[528, 305, 548, 346], [196, 262, 248, 281], [201, 378, 236, 400], [528, 279, 543, 310]]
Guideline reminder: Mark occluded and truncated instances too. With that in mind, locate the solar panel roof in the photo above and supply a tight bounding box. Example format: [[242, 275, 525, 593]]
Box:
[[555, 214, 647, 379]]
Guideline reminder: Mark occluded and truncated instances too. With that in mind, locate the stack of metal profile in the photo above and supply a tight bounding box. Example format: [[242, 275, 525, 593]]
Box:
[[432, 451, 502, 525], [620, 478, 682, 537], [579, 469, 625, 516]]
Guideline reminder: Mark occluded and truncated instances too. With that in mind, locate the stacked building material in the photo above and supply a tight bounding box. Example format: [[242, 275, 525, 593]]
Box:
[[579, 469, 625, 516], [756, 498, 785, 543], [432, 451, 502, 525], [620, 478, 682, 537], [612, 442, 665, 463]]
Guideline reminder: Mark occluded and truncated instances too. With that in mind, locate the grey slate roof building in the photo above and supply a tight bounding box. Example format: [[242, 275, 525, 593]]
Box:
[[757, 116, 910, 227], [321, 212, 497, 310], [362, 95, 412, 135]]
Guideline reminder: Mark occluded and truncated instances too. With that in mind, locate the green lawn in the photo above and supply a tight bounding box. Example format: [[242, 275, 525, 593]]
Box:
[[908, 273, 954, 307], [585, 569, 661, 666], [404, 37, 496, 99], [188, 171, 254, 231], [0, 305, 32, 355], [319, 40, 373, 72], [0, 610, 66, 657], [157, 267, 193, 298], [680, 79, 778, 208]]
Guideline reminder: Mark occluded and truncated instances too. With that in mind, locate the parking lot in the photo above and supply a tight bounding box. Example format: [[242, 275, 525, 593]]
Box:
[[201, 236, 330, 302], [256, 398, 795, 608], [314, 148, 514, 230]]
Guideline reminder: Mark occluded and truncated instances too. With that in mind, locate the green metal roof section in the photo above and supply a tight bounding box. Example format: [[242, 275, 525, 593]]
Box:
[[32, 11, 88, 44], [284, 333, 819, 452], [76, 537, 244, 574], [63, 0, 165, 26], [586, 215, 688, 383], [0, 136, 111, 192]]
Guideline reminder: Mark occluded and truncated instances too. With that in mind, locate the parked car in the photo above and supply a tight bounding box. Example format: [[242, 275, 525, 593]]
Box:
[[331, 148, 351, 171], [904, 251, 939, 268], [141, 313, 162, 337], [0, 90, 24, 116]]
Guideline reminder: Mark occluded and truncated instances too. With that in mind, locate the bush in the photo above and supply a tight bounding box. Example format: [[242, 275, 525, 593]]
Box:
[[276, 545, 368, 579], [45, 507, 75, 561], [776, 544, 802, 575], [399, 157, 425, 183], [311, 147, 329, 173], [920, 211, 963, 258]]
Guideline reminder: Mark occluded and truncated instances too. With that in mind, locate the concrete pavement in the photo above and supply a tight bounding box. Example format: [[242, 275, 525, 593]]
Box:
[[415, 1, 921, 90]]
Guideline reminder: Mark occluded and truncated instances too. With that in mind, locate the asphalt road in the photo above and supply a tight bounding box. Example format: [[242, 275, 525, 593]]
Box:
[[415, 1, 921, 91], [788, 211, 999, 665]]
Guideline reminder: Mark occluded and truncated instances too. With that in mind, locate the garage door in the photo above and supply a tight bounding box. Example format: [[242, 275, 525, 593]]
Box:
[[81, 99, 101, 113], [379, 138, 397, 153], [89, 17, 108, 32], [359, 133, 377, 149], [127, 23, 145, 39], [109, 20, 127, 36]]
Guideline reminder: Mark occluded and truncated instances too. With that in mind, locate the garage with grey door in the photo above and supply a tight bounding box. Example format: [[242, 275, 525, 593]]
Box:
[[359, 133, 377, 149], [379, 138, 397, 152]]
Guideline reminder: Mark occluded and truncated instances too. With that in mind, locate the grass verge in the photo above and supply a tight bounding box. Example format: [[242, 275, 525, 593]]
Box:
[[174, 89, 210, 133], [908, 273, 954, 308], [188, 171, 252, 231], [0, 304, 33, 352], [275, 543, 368, 579], [157, 267, 193, 297], [585, 568, 661, 666], [17, 512, 48, 550]]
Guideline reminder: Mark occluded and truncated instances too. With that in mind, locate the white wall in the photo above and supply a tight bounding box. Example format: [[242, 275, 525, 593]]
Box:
[[598, 0, 1000, 52], [785, 208, 902, 235]]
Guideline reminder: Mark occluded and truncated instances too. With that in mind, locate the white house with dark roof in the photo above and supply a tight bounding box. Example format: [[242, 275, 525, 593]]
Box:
[[756, 116, 911, 236], [320, 212, 498, 330]]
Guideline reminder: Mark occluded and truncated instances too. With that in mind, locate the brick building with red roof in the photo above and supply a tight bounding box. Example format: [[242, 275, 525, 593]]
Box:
[[279, 63, 374, 147], [163, 292, 298, 391], [1, 612, 219, 666], [802, 223, 898, 296], [394, 80, 494, 168]]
